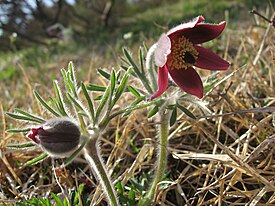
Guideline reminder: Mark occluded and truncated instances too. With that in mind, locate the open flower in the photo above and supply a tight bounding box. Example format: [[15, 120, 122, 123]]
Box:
[[152, 16, 230, 99], [26, 118, 81, 157]]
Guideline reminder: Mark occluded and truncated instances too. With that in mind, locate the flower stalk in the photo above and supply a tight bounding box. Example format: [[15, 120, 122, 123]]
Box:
[[141, 109, 170, 206], [83, 134, 120, 206]]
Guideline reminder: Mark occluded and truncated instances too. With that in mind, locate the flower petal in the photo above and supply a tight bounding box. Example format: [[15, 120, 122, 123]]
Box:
[[175, 21, 226, 44], [150, 65, 169, 99], [194, 45, 230, 70], [168, 66, 203, 98], [154, 34, 171, 67], [167, 16, 205, 37]]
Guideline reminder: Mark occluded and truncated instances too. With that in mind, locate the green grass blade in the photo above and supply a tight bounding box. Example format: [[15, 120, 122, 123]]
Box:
[[51, 192, 64, 206]]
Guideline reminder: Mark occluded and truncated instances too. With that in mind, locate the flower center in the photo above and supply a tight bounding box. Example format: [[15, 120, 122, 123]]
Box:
[[167, 36, 198, 70]]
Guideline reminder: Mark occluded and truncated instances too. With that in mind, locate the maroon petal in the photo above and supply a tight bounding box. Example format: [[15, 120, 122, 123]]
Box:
[[194, 45, 230, 70], [168, 67, 203, 98], [172, 21, 226, 44], [150, 65, 169, 100], [167, 16, 205, 38]]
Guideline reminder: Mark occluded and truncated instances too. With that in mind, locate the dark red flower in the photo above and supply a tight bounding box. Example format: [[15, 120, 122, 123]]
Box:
[[27, 118, 81, 157], [151, 16, 230, 99]]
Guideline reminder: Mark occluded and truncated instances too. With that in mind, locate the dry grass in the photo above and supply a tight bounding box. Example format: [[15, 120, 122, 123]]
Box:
[[1, 10, 275, 206]]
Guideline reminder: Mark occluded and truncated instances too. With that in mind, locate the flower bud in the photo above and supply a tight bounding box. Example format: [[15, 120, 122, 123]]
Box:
[[26, 118, 81, 157]]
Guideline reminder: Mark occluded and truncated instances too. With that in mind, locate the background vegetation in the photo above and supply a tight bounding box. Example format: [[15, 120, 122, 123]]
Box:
[[0, 0, 274, 205]]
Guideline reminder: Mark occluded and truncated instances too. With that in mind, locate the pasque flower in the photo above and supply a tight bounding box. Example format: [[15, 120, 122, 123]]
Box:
[[151, 16, 230, 99], [26, 118, 81, 157]]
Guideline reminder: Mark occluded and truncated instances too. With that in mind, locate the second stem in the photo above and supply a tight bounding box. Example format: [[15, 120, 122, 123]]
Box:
[[142, 109, 170, 206]]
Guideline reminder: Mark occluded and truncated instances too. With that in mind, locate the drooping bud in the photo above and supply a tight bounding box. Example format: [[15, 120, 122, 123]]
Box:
[[26, 117, 81, 157]]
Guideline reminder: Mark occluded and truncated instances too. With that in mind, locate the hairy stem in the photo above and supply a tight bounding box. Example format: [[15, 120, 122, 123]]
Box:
[[141, 110, 170, 206], [83, 137, 119, 206]]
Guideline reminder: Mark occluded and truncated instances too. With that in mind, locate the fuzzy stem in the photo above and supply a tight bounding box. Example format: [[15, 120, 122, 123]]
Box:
[[83, 137, 119, 206], [141, 110, 170, 206]]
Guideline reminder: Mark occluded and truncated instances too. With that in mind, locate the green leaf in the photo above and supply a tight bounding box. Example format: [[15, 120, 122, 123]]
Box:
[[53, 81, 68, 116], [26, 199, 39, 205], [130, 96, 145, 106], [120, 56, 131, 67], [176, 103, 196, 119], [128, 86, 141, 98], [166, 104, 176, 110], [68, 61, 76, 82], [123, 48, 153, 93], [6, 112, 42, 124], [51, 192, 64, 206], [78, 183, 85, 195], [139, 47, 145, 75], [63, 198, 68, 206], [115, 180, 124, 194], [7, 142, 36, 149], [81, 83, 95, 122], [110, 70, 116, 96], [67, 93, 85, 112], [116, 70, 121, 82], [123, 48, 141, 77], [97, 68, 110, 80], [95, 84, 111, 123], [39, 198, 51, 206], [94, 95, 102, 101], [87, 84, 106, 92], [62, 67, 77, 98], [129, 176, 144, 195], [67, 62, 78, 96], [71, 183, 85, 205], [49, 97, 59, 111], [129, 186, 135, 205], [120, 65, 129, 71], [72, 190, 78, 205], [25, 153, 48, 166], [34, 91, 60, 117], [14, 109, 45, 123], [6, 128, 31, 133], [111, 69, 130, 108], [170, 107, 177, 127], [147, 105, 159, 118]]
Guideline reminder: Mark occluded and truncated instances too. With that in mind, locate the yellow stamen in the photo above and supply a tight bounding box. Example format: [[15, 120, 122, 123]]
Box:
[[167, 36, 198, 70]]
